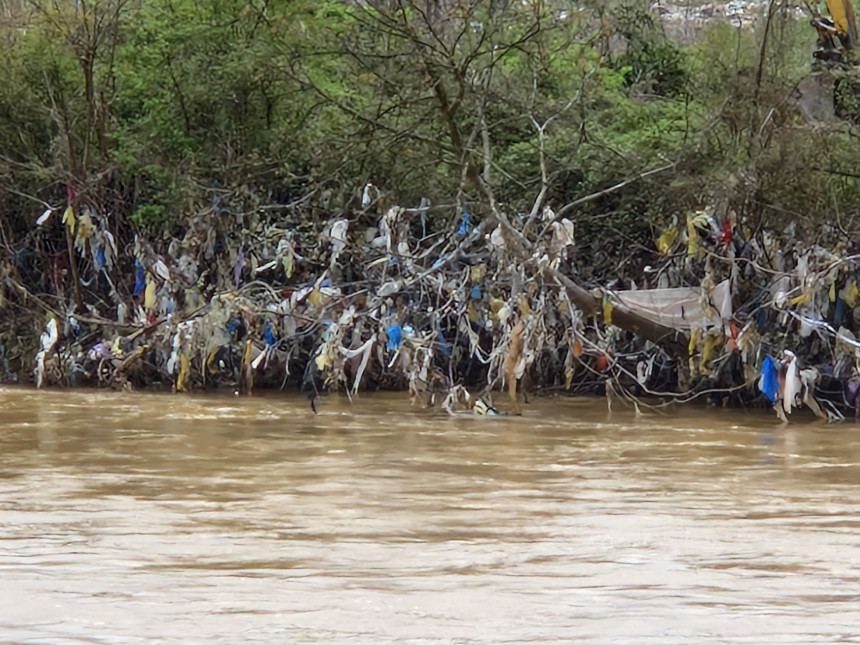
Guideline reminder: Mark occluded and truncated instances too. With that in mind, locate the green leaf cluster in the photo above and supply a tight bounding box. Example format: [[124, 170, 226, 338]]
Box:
[[0, 0, 859, 236]]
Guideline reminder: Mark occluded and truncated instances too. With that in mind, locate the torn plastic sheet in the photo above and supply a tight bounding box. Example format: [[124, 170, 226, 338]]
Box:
[[610, 280, 732, 331], [340, 337, 375, 397]]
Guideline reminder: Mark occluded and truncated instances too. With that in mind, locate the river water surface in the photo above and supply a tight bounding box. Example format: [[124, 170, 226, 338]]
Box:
[[1, 387, 859, 644]]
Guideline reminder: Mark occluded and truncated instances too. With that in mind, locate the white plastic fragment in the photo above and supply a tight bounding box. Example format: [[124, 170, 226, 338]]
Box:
[[782, 350, 801, 415], [153, 258, 171, 283], [329, 218, 349, 270], [34, 318, 58, 389], [361, 183, 377, 209], [340, 337, 375, 396]]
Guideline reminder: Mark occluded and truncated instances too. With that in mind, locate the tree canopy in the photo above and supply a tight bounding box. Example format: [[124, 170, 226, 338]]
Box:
[[1, 0, 857, 242]]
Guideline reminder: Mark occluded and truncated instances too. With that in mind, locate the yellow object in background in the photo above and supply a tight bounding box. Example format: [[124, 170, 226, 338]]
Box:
[[602, 293, 613, 326], [656, 226, 678, 254], [144, 278, 156, 310]]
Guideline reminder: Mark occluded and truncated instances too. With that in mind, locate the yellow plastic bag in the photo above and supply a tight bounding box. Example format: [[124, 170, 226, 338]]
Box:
[[656, 226, 678, 254], [144, 277, 156, 310]]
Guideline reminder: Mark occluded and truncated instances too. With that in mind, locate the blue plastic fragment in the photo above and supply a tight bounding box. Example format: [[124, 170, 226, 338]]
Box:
[[319, 320, 334, 341], [470, 285, 481, 300], [759, 356, 779, 404], [835, 298, 846, 325], [133, 260, 145, 296], [265, 323, 277, 346], [437, 331, 451, 357], [321, 279, 332, 287], [96, 247, 106, 269], [756, 308, 766, 328], [386, 325, 403, 351], [431, 257, 444, 270], [456, 210, 470, 236]]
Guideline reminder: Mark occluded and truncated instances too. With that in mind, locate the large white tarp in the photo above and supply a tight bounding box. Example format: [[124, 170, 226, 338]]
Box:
[[611, 280, 732, 331]]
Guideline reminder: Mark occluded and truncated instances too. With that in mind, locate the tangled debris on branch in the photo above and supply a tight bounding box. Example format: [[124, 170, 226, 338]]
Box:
[[4, 184, 860, 423]]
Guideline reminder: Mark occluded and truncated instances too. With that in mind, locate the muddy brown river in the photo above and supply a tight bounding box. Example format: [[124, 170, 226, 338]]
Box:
[[1, 387, 859, 644]]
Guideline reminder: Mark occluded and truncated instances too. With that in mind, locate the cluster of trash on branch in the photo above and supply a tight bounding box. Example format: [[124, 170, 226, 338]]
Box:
[[8, 183, 860, 421]]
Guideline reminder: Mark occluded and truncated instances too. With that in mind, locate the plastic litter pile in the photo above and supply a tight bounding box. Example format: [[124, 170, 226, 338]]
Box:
[[5, 187, 860, 421]]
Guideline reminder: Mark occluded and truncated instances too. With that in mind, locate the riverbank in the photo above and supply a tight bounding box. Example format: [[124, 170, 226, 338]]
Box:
[[4, 195, 860, 422], [1, 1, 859, 422]]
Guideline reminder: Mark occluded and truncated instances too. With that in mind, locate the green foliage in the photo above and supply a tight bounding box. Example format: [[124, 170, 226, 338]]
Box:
[[131, 204, 167, 228], [612, 3, 687, 96], [0, 0, 858, 239], [835, 76, 860, 123]]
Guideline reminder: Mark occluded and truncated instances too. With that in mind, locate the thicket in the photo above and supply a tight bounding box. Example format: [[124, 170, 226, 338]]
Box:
[[3, 0, 860, 398], [1, 1, 858, 239]]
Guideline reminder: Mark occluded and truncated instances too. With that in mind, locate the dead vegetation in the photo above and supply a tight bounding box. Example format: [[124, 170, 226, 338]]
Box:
[[6, 184, 860, 423]]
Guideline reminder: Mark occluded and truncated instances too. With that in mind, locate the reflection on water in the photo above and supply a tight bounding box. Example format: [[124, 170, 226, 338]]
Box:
[[1, 387, 859, 644]]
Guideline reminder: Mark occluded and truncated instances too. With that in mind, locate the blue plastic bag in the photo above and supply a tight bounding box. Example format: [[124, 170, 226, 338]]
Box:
[[386, 325, 403, 351], [133, 260, 145, 296], [456, 210, 470, 236], [759, 356, 779, 403], [265, 323, 278, 347]]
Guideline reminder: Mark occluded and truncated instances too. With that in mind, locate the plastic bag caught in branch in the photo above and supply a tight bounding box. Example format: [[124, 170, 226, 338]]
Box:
[[153, 258, 171, 283], [550, 218, 575, 258], [656, 219, 678, 254], [62, 205, 75, 233], [489, 225, 505, 251], [133, 260, 145, 297], [782, 350, 801, 415], [361, 183, 378, 209], [456, 209, 470, 236], [74, 211, 95, 253], [502, 319, 527, 413], [34, 317, 58, 389], [328, 219, 349, 271], [841, 279, 860, 309], [144, 276, 157, 310], [340, 337, 375, 397], [602, 292, 613, 326], [167, 321, 195, 392], [758, 356, 779, 403], [378, 207, 402, 255], [686, 211, 712, 256], [386, 325, 403, 351]]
